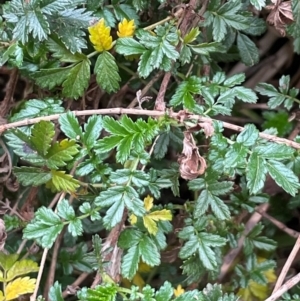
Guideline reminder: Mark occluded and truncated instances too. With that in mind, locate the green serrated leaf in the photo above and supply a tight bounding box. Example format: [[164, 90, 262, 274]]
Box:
[[138, 49, 152, 78], [236, 124, 259, 147], [154, 132, 170, 160], [115, 37, 146, 55], [266, 160, 300, 196], [14, 167, 52, 186], [23, 207, 64, 248], [118, 228, 143, 249], [31, 121, 55, 156], [32, 67, 71, 89], [49, 282, 64, 301], [57, 199, 75, 220], [255, 143, 294, 160], [10, 99, 65, 122], [237, 33, 259, 66], [62, 59, 90, 99], [82, 115, 103, 150], [232, 86, 257, 103], [139, 235, 160, 266], [190, 42, 225, 56], [250, 0, 266, 10], [46, 139, 79, 169], [121, 245, 140, 279], [195, 190, 230, 220], [246, 152, 267, 194], [155, 281, 173, 301], [95, 51, 120, 93], [59, 111, 83, 140]]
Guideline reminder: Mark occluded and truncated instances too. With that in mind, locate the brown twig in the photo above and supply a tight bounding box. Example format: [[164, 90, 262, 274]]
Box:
[[155, 72, 171, 111], [273, 235, 300, 293], [265, 272, 300, 301], [91, 210, 128, 288], [128, 71, 163, 108], [255, 209, 300, 239], [44, 228, 66, 301], [154, 0, 200, 111], [62, 273, 89, 297], [218, 203, 270, 282], [1, 108, 300, 149], [30, 247, 49, 301]]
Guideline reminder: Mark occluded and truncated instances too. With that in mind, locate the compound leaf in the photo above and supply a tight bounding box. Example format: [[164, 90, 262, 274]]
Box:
[[46, 139, 79, 169], [23, 207, 64, 248]]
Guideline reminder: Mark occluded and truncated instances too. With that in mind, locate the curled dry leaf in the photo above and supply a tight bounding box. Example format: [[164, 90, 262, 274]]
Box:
[[0, 218, 7, 251], [266, 0, 294, 36], [199, 122, 214, 138], [178, 131, 207, 180]]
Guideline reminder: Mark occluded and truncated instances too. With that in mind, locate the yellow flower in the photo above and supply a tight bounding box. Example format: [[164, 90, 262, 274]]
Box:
[[88, 19, 113, 52], [174, 284, 185, 297], [117, 19, 135, 38]]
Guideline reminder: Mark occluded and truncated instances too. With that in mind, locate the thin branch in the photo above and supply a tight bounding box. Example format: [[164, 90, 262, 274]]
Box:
[[30, 248, 49, 301], [62, 273, 89, 298], [218, 203, 270, 282], [1, 108, 300, 149], [273, 235, 300, 293], [265, 272, 300, 301], [255, 209, 300, 239]]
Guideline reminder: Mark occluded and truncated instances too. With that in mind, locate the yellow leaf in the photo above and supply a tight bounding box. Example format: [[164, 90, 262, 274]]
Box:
[[88, 19, 113, 52], [7, 259, 39, 282], [48, 170, 79, 193], [144, 195, 154, 211], [143, 209, 172, 235], [138, 262, 152, 273], [257, 257, 277, 283], [264, 268, 277, 283], [147, 209, 172, 221], [237, 287, 252, 301], [237, 280, 269, 301], [249, 281, 269, 300], [117, 19, 135, 38], [5, 277, 36, 301], [129, 214, 137, 225], [143, 215, 158, 235], [132, 272, 145, 289], [0, 290, 4, 301], [174, 284, 184, 297]]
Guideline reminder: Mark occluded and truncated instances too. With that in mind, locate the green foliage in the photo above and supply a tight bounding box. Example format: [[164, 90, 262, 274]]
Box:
[[1, 0, 300, 299], [95, 115, 160, 163], [3, 0, 92, 52], [256, 75, 299, 110], [178, 217, 227, 271]]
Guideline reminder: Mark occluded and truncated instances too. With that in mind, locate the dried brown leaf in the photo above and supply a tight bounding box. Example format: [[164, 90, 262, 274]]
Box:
[[178, 132, 207, 180], [266, 1, 293, 36], [199, 122, 214, 138]]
